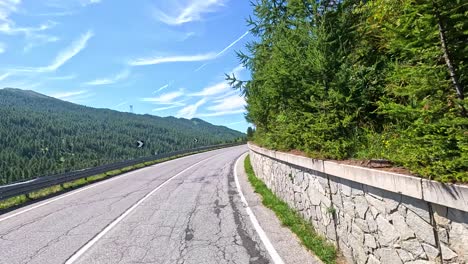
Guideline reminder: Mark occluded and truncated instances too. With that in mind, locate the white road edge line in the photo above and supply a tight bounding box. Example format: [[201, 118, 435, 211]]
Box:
[[234, 153, 285, 264], [0, 149, 224, 223], [65, 153, 220, 264]]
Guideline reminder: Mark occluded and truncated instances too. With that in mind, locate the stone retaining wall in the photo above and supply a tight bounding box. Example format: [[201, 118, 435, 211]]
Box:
[[248, 144, 468, 264]]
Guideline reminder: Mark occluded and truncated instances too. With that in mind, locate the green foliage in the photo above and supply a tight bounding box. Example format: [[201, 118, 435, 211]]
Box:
[[244, 155, 336, 264], [0, 195, 28, 210], [0, 88, 245, 185], [246, 126, 255, 140], [28, 185, 63, 199], [234, 0, 468, 182]]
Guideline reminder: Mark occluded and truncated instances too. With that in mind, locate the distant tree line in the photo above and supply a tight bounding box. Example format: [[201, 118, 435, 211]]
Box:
[[231, 0, 467, 182], [0, 88, 245, 185]]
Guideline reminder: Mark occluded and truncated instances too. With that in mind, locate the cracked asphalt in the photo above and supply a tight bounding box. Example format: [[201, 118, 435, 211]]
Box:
[[0, 146, 320, 264]]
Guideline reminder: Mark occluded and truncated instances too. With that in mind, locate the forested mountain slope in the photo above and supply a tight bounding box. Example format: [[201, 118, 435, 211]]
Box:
[[0, 88, 244, 184]]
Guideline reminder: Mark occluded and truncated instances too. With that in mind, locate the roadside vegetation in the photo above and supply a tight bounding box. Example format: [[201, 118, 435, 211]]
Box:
[[230, 0, 467, 183], [244, 155, 337, 264]]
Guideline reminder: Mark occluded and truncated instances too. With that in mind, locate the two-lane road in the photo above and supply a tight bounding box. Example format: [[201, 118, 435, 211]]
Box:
[[0, 146, 274, 264]]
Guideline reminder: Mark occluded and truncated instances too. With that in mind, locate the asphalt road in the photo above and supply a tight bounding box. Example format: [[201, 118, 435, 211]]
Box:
[[0, 145, 319, 264]]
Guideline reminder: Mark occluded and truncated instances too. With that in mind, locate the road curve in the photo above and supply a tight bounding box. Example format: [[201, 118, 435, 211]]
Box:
[[0, 145, 276, 264]]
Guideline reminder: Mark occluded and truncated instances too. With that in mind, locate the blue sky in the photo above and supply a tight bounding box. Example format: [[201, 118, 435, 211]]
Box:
[[0, 0, 253, 132]]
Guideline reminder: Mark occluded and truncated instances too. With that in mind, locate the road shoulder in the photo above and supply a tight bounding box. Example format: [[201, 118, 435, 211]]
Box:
[[235, 153, 322, 264]]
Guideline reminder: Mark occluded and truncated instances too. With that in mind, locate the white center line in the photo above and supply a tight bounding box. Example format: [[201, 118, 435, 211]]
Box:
[[234, 153, 285, 264], [65, 153, 221, 264]]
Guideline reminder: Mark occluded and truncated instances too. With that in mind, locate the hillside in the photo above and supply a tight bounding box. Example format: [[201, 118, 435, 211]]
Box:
[[0, 88, 244, 184]]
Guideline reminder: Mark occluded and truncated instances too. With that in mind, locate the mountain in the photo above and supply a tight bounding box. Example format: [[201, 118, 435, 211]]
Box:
[[0, 88, 245, 184]]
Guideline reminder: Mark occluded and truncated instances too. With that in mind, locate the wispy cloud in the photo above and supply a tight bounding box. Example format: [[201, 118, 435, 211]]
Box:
[[13, 30, 93, 73], [0, 42, 5, 53], [207, 94, 245, 112], [33, 11, 75, 17], [114, 101, 127, 108], [225, 121, 244, 125], [51, 90, 88, 99], [45, 0, 101, 9], [80, 0, 101, 6], [47, 74, 77, 80], [191, 64, 245, 97], [152, 104, 183, 112], [50, 89, 94, 103], [0, 20, 56, 35], [191, 82, 229, 97], [198, 109, 245, 117], [23, 34, 60, 53], [154, 82, 172, 93], [0, 78, 41, 89], [141, 90, 185, 105], [0, 2, 59, 51], [197, 94, 246, 117], [215, 31, 248, 57], [194, 33, 248, 72], [177, 98, 206, 118], [154, 0, 225, 26], [230, 64, 245, 77], [129, 31, 248, 67], [194, 63, 208, 72], [0, 1, 57, 37], [84, 69, 130, 86], [0, 0, 20, 22], [129, 53, 216, 66], [0, 72, 11, 81], [44, 30, 93, 72]]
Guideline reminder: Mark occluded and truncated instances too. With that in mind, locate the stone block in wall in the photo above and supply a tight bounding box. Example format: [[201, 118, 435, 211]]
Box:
[[401, 239, 427, 259], [320, 203, 332, 228], [364, 234, 377, 250], [337, 223, 349, 246], [405, 209, 437, 246], [441, 244, 458, 262], [390, 213, 415, 241], [341, 242, 355, 263], [306, 179, 324, 207], [383, 191, 401, 215], [366, 192, 386, 216], [367, 254, 381, 264], [351, 222, 365, 244], [365, 211, 378, 233], [421, 243, 440, 262], [375, 248, 403, 264], [402, 195, 431, 223], [349, 233, 367, 264], [376, 214, 399, 246], [397, 249, 415, 262], [355, 218, 370, 233], [354, 195, 369, 219]]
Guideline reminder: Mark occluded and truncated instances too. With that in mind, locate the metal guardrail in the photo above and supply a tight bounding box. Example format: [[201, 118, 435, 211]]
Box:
[[0, 143, 243, 201]]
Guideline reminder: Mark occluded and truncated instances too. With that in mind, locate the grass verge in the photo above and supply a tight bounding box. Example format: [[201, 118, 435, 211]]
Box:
[[244, 155, 337, 264], [0, 148, 226, 211]]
